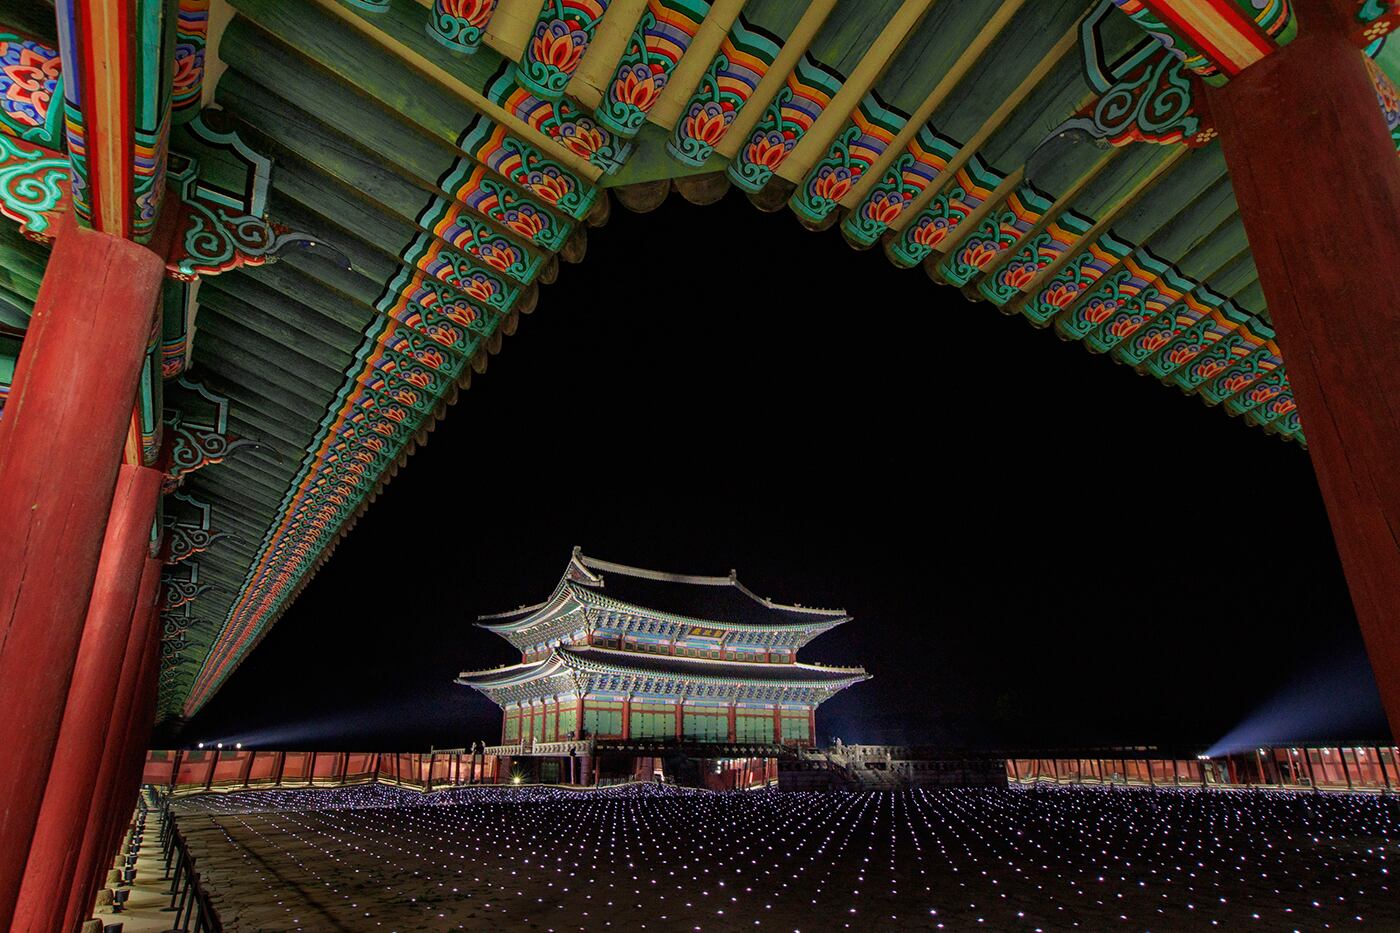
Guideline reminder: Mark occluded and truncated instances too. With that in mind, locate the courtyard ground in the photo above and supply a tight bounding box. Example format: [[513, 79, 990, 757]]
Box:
[[156, 783, 1398, 931]]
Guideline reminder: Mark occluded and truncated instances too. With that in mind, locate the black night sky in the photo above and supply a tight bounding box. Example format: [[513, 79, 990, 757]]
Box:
[[179, 191, 1387, 753]]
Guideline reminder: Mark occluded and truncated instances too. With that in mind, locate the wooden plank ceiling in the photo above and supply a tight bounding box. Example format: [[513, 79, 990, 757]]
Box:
[[0, 0, 1396, 722]]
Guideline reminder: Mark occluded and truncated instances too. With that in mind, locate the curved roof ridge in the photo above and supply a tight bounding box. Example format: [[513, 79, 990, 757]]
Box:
[[558, 644, 870, 678], [573, 586, 849, 632], [477, 598, 551, 622], [578, 551, 733, 586], [729, 577, 847, 616]]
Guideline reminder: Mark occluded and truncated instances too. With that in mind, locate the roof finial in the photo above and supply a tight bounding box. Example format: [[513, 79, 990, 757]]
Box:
[[728, 568, 737, 580]]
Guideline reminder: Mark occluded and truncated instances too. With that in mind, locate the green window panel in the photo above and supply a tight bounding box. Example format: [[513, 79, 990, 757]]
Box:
[[736, 715, 774, 743], [584, 708, 623, 737], [630, 710, 674, 739], [782, 716, 811, 741], [503, 714, 520, 741], [558, 708, 578, 737], [683, 712, 728, 742]]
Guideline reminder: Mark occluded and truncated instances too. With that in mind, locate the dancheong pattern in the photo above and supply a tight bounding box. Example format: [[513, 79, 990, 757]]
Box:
[[841, 124, 959, 248], [1111, 0, 1296, 86], [596, 0, 712, 139], [437, 156, 571, 251], [667, 14, 782, 167], [979, 210, 1093, 306], [887, 157, 1002, 269], [487, 65, 632, 174], [457, 116, 596, 219], [937, 185, 1055, 287], [515, 0, 611, 100], [790, 91, 908, 225], [4, 0, 1336, 721], [427, 0, 500, 55], [728, 53, 844, 193], [0, 34, 63, 148]]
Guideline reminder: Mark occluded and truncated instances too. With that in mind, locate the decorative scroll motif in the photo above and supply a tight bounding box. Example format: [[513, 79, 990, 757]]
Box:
[[515, 0, 612, 101], [164, 377, 257, 490], [488, 66, 632, 174], [163, 563, 211, 610], [1057, 246, 1172, 340], [374, 268, 496, 358], [184, 163, 537, 711], [457, 116, 596, 219], [1081, 263, 1195, 353], [1114, 285, 1225, 364], [887, 157, 1001, 268], [937, 184, 1054, 287], [167, 196, 300, 279], [727, 53, 844, 193], [416, 195, 542, 283], [1199, 340, 1280, 405], [979, 210, 1093, 306], [55, 0, 171, 242], [1225, 367, 1288, 418], [1143, 303, 1245, 378], [165, 119, 321, 279], [0, 134, 67, 237], [1111, 0, 1295, 85], [399, 231, 520, 310], [595, 0, 712, 138], [172, 0, 210, 122], [667, 14, 782, 167], [1021, 231, 1135, 325], [0, 34, 63, 148], [437, 156, 570, 250], [790, 92, 908, 225], [166, 491, 233, 564], [841, 124, 959, 248], [1045, 48, 1213, 151], [427, 0, 500, 54], [344, 0, 391, 10]]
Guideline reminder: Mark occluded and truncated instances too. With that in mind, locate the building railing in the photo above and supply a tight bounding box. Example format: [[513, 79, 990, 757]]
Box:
[[484, 740, 592, 757], [1005, 745, 1400, 793]]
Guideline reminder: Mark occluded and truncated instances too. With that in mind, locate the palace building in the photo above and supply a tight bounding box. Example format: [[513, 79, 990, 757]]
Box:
[[458, 549, 868, 780]]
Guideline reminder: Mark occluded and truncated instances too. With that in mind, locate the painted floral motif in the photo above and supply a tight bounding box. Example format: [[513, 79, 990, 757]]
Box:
[[515, 0, 609, 100], [428, 0, 499, 54], [728, 54, 844, 193], [792, 95, 906, 225], [596, 0, 710, 138], [533, 19, 588, 75], [668, 16, 780, 166]]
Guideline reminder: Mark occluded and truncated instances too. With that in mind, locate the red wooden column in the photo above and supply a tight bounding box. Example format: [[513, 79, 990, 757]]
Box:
[[64, 567, 162, 933], [12, 474, 161, 933], [0, 206, 165, 928], [1209, 0, 1400, 737]]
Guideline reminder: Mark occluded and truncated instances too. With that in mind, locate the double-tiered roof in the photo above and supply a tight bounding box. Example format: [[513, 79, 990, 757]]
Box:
[[459, 549, 868, 746]]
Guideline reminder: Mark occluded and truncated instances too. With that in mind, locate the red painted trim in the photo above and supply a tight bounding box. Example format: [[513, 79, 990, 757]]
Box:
[[1145, 1, 1248, 74]]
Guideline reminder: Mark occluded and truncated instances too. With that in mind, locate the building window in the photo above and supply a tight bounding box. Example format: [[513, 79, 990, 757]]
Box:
[[736, 714, 774, 744]]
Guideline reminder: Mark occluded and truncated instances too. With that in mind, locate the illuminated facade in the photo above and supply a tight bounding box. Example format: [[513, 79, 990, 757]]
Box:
[[458, 549, 869, 749]]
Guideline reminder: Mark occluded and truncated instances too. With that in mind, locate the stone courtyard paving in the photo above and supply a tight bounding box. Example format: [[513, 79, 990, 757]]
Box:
[[169, 783, 1398, 931]]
